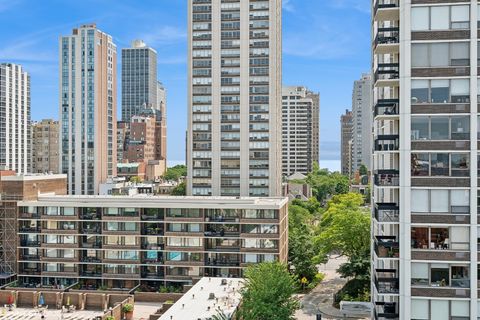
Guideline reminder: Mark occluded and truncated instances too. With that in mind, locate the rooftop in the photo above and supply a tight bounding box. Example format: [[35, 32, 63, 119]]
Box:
[[160, 277, 243, 320], [0, 307, 103, 319], [19, 195, 288, 209], [0, 173, 67, 182]]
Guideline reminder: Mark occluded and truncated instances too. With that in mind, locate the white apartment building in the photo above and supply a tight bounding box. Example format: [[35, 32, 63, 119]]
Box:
[[0, 63, 30, 174], [59, 24, 117, 195], [281, 86, 319, 176], [352, 73, 372, 173], [372, 1, 479, 319], [187, 0, 282, 197]]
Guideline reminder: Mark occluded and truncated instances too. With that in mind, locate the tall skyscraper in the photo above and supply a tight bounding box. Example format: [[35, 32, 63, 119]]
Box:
[[281, 86, 320, 176], [122, 40, 158, 122], [0, 63, 30, 174], [187, 0, 282, 197], [340, 109, 353, 176], [351, 73, 372, 173], [31, 119, 59, 174], [59, 24, 117, 195], [372, 1, 476, 319]]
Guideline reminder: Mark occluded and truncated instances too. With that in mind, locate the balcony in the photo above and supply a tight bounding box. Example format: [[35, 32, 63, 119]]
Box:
[[374, 203, 399, 223], [375, 63, 399, 87], [19, 226, 41, 233], [20, 254, 40, 261], [374, 302, 398, 320], [374, 170, 400, 187], [20, 240, 41, 247], [374, 269, 399, 294], [375, 236, 399, 258], [374, 135, 399, 151], [375, 99, 399, 117], [374, 0, 399, 22], [374, 27, 399, 54]]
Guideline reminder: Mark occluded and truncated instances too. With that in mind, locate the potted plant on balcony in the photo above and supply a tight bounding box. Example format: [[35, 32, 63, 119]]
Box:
[[105, 316, 115, 320], [122, 303, 134, 320]]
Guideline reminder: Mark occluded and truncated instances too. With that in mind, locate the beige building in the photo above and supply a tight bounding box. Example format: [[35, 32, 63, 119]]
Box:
[[59, 24, 117, 195], [340, 109, 353, 176], [31, 119, 59, 174], [281, 86, 320, 176], [187, 0, 283, 197]]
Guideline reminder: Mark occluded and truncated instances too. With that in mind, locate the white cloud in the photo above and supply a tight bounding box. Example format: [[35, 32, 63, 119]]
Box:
[[283, 0, 295, 12], [141, 25, 187, 47]]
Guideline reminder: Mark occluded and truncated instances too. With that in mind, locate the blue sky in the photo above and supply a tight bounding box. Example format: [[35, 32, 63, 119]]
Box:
[[0, 0, 370, 171]]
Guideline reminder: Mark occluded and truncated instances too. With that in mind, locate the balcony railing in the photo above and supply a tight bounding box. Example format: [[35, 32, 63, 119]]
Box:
[[374, 27, 399, 47], [374, 0, 399, 13], [374, 301, 398, 320], [375, 63, 399, 82], [374, 135, 399, 151], [374, 170, 400, 187], [375, 236, 399, 258], [374, 269, 399, 294], [374, 203, 399, 222], [375, 99, 399, 116]]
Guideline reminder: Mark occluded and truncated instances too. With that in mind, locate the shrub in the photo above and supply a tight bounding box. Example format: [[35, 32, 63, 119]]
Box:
[[122, 303, 134, 313]]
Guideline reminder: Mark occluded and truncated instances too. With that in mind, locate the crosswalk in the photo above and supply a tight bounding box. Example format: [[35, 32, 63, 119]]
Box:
[[0, 308, 103, 319]]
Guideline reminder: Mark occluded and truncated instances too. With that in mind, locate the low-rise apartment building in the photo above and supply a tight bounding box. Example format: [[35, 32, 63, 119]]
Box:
[[16, 196, 288, 291]]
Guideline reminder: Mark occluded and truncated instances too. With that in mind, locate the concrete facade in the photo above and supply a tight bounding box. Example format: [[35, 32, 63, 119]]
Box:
[[31, 119, 59, 174], [0, 63, 30, 174], [281, 86, 320, 176], [187, 0, 283, 197], [59, 24, 117, 195]]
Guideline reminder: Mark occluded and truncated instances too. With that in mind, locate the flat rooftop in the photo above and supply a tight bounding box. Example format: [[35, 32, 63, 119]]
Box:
[[160, 277, 243, 320], [0, 307, 103, 319], [1, 174, 67, 182], [19, 195, 288, 209]]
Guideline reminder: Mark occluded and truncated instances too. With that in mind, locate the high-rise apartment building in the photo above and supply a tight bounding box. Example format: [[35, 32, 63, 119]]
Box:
[[351, 73, 372, 173], [59, 24, 117, 195], [122, 40, 158, 122], [281, 86, 320, 176], [340, 109, 353, 176], [0, 63, 31, 174], [372, 1, 477, 319], [16, 195, 287, 290], [187, 0, 282, 197], [31, 119, 59, 174]]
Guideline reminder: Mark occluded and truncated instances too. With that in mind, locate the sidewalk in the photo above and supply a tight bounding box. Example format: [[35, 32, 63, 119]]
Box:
[[295, 256, 368, 320]]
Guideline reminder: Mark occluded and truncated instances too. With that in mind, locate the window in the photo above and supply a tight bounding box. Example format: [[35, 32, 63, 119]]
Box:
[[412, 153, 430, 176], [411, 116, 470, 141], [412, 42, 470, 67], [431, 153, 449, 176], [411, 5, 470, 31], [430, 117, 449, 140]]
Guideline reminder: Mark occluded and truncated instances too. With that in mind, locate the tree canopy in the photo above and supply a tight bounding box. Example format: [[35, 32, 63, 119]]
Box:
[[238, 262, 300, 320], [162, 165, 187, 181], [305, 164, 349, 203], [170, 182, 186, 195]]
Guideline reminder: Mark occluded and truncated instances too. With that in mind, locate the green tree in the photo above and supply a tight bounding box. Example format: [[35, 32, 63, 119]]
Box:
[[358, 164, 368, 176], [238, 262, 300, 320], [129, 176, 142, 184], [313, 193, 371, 302], [305, 164, 349, 203], [170, 182, 186, 196], [315, 193, 370, 260], [163, 165, 187, 181], [288, 205, 318, 284]]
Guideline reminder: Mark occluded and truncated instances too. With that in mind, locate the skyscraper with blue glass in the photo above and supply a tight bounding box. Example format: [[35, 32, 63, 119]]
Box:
[[59, 24, 117, 195]]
